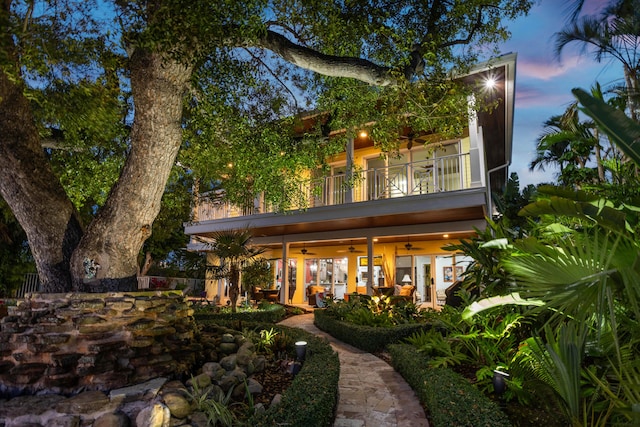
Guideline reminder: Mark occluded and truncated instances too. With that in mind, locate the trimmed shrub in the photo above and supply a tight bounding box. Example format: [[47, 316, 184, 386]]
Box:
[[314, 308, 427, 352], [388, 343, 511, 427], [249, 326, 339, 426], [194, 303, 286, 327]]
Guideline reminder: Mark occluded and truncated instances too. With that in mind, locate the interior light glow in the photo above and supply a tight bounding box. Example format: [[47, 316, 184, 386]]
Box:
[[443, 234, 449, 238]]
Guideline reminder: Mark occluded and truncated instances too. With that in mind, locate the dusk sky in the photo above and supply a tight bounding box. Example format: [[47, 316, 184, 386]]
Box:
[[498, 0, 621, 187]]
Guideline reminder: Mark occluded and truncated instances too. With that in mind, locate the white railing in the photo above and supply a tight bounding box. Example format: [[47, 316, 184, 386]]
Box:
[[12, 274, 202, 296], [14, 273, 41, 297], [196, 152, 470, 221]]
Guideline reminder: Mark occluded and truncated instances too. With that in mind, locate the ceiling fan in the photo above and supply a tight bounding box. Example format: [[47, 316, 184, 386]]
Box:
[[404, 239, 424, 251], [337, 241, 365, 254], [299, 245, 317, 255]]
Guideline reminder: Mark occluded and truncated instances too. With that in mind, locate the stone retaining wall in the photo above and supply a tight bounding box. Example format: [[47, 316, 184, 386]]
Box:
[[0, 291, 200, 397]]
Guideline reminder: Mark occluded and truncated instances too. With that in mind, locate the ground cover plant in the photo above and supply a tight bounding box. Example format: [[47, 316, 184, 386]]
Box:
[[193, 302, 338, 426]]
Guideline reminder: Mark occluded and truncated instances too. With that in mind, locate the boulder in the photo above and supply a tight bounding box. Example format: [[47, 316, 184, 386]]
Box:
[[162, 391, 193, 419]]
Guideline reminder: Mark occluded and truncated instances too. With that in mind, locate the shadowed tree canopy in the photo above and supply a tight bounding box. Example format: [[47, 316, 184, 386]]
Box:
[[0, 0, 533, 293]]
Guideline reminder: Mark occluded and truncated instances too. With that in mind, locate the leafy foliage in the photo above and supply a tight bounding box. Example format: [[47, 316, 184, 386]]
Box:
[[388, 343, 512, 427], [0, 199, 34, 296]]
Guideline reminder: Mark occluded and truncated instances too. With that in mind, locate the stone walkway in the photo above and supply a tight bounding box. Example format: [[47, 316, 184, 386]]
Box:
[[278, 314, 429, 427]]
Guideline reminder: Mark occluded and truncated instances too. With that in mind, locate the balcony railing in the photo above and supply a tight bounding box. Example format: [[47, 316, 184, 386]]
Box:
[[196, 152, 471, 222]]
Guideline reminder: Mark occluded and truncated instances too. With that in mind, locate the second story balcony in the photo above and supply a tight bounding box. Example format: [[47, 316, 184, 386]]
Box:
[[195, 152, 476, 222]]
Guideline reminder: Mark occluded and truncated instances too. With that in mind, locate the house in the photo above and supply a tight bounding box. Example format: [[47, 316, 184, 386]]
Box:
[[184, 53, 516, 309]]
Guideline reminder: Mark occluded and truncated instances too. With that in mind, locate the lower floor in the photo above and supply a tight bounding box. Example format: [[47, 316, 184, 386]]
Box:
[[204, 237, 472, 311]]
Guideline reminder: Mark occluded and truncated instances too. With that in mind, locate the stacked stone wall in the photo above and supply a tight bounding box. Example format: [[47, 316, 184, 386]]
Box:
[[0, 291, 200, 397]]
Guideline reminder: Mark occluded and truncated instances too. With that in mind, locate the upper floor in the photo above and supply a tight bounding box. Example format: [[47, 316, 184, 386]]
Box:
[[185, 53, 516, 248]]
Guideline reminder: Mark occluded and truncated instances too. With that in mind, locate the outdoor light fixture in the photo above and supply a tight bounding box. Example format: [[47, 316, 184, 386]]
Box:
[[484, 77, 496, 89], [493, 369, 509, 396], [295, 341, 308, 362], [359, 130, 368, 138], [401, 274, 411, 285]]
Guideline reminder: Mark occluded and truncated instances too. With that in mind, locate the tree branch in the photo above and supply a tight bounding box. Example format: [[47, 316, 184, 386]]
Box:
[[256, 30, 395, 86]]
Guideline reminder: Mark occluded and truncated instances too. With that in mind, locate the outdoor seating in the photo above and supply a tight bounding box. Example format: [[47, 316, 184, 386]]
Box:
[[306, 285, 326, 306], [394, 284, 416, 302], [251, 286, 264, 302]]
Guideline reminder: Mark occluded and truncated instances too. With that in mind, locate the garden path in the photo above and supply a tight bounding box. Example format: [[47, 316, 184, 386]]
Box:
[[278, 313, 429, 427]]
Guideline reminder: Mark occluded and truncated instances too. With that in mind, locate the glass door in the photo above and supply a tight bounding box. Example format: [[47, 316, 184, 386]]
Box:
[[333, 257, 348, 299], [414, 255, 432, 303], [304, 258, 318, 302]]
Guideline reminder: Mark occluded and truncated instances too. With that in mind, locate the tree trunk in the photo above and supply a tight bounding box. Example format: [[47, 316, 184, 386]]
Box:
[[139, 251, 153, 277], [0, 14, 83, 293], [228, 266, 240, 313], [69, 49, 192, 292]]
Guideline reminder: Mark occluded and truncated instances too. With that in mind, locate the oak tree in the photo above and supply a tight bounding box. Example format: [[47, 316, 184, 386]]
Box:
[[0, 0, 532, 292]]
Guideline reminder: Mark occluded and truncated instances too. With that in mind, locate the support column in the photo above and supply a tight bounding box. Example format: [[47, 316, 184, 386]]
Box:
[[366, 237, 374, 295], [345, 138, 354, 203], [280, 241, 290, 304]]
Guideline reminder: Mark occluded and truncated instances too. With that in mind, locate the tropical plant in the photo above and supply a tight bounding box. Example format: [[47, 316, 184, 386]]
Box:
[[207, 228, 266, 312], [530, 100, 602, 187], [555, 0, 640, 121], [486, 88, 640, 425], [186, 378, 237, 426], [241, 258, 274, 293], [405, 304, 531, 400]]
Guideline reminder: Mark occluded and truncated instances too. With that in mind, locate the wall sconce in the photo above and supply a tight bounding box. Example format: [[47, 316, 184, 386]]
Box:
[[401, 274, 412, 285]]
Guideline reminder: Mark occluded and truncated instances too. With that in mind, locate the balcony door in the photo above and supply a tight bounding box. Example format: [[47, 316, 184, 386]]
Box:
[[311, 164, 347, 207], [365, 142, 461, 200]]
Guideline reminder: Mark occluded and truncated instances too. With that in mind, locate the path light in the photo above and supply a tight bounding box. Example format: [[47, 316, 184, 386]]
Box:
[[493, 369, 509, 396], [295, 341, 307, 362]]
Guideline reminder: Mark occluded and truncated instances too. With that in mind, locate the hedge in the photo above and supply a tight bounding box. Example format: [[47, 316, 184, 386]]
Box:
[[388, 343, 511, 427], [193, 303, 286, 327], [313, 308, 428, 352], [249, 326, 340, 426]]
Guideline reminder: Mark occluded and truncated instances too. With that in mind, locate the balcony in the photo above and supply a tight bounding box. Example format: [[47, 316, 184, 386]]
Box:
[[195, 153, 473, 222]]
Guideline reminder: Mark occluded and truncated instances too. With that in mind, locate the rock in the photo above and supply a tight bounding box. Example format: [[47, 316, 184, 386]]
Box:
[[246, 378, 263, 395], [201, 362, 223, 379], [233, 377, 262, 399], [220, 333, 235, 343], [162, 391, 192, 419], [0, 394, 67, 418], [270, 393, 283, 407], [109, 377, 167, 403], [218, 342, 236, 354], [218, 368, 246, 392], [93, 412, 131, 427], [135, 403, 170, 427], [235, 342, 254, 366], [253, 355, 266, 373], [189, 411, 209, 427], [46, 414, 81, 427], [219, 354, 236, 371], [233, 334, 246, 346], [186, 373, 211, 390], [55, 390, 110, 414], [253, 402, 266, 415]]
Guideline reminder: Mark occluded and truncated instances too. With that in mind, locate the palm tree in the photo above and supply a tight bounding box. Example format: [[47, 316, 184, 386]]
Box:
[[555, 0, 640, 121], [207, 228, 265, 312], [530, 102, 600, 187]]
